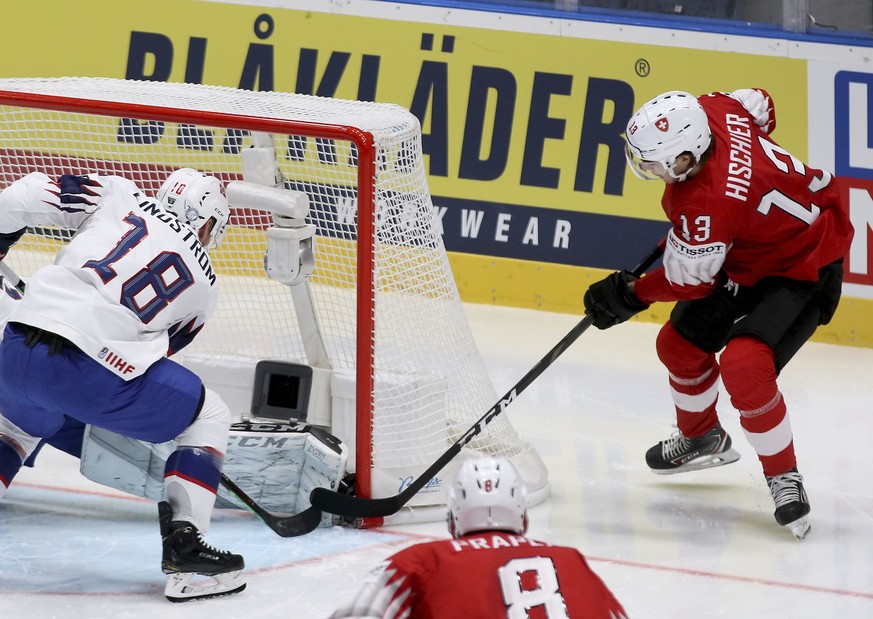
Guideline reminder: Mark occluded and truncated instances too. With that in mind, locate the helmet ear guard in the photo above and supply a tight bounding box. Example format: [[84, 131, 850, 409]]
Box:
[[446, 456, 528, 538], [625, 91, 712, 182], [156, 168, 230, 249]]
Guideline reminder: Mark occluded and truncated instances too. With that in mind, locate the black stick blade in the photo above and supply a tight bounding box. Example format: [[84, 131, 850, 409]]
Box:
[[220, 473, 322, 537], [268, 505, 323, 537], [310, 486, 405, 518]]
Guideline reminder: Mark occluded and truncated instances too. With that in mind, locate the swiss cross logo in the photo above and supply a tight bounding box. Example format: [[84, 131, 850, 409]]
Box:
[[656, 118, 670, 132]]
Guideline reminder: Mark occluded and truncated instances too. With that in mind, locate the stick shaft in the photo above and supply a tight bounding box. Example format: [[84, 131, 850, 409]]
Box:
[[311, 240, 666, 518]]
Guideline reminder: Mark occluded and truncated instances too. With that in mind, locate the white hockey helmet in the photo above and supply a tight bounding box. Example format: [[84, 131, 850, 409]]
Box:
[[447, 456, 528, 538], [156, 168, 230, 250], [625, 91, 712, 182]]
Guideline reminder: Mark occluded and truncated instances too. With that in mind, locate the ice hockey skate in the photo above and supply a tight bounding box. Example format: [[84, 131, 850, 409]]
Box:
[[159, 501, 246, 602], [766, 468, 811, 541], [646, 425, 740, 474]]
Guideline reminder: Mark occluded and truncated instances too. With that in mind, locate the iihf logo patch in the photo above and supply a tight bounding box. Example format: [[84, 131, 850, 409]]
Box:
[[656, 118, 670, 132], [100, 347, 137, 375]]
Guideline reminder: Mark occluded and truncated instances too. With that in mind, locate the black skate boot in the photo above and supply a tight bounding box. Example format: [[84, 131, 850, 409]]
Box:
[[159, 500, 246, 602], [766, 468, 811, 540], [646, 424, 740, 474]]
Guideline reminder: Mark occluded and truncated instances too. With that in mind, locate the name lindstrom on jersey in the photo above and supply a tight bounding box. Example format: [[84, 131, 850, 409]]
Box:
[[138, 197, 217, 286], [91, 197, 221, 377]]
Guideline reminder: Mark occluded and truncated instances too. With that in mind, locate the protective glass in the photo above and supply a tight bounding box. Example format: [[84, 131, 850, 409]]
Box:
[[625, 143, 667, 181], [209, 218, 228, 250]]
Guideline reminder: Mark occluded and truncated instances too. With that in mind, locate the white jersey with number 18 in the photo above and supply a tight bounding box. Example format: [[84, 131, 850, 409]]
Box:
[[0, 172, 218, 380]]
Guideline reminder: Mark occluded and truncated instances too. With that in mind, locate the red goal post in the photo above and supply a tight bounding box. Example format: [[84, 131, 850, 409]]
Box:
[[0, 77, 549, 524]]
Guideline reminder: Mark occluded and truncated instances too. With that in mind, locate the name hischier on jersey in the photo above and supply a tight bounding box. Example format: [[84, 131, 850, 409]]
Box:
[[725, 113, 753, 201]]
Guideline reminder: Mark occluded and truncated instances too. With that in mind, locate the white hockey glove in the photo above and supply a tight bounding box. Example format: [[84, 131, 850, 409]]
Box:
[[731, 89, 775, 134], [663, 229, 726, 287]]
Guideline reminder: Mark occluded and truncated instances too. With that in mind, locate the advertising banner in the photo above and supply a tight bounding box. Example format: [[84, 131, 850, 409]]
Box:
[[2, 0, 870, 343]]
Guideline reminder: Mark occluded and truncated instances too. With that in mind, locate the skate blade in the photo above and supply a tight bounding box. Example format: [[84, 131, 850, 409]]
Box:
[[650, 448, 741, 475], [786, 516, 811, 541], [165, 570, 246, 602]]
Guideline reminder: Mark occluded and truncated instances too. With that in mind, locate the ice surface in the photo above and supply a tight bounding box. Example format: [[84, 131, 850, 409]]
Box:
[[2, 304, 872, 618]]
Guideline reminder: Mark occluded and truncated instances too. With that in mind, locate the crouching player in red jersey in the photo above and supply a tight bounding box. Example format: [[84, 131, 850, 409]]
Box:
[[331, 456, 628, 619], [583, 89, 853, 540]]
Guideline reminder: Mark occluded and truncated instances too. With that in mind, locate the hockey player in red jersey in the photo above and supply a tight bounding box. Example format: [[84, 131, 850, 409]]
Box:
[[583, 89, 853, 540], [330, 456, 628, 619], [0, 169, 245, 600]]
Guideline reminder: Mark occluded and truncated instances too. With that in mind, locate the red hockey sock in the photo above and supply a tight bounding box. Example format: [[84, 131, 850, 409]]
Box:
[[656, 322, 720, 438], [721, 337, 796, 476]]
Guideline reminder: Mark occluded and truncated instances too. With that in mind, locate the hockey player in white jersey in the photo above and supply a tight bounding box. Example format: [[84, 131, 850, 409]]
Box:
[[0, 169, 244, 602]]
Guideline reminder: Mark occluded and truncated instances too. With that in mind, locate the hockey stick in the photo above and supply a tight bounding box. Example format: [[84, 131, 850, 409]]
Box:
[[219, 473, 323, 537], [0, 260, 26, 293], [310, 240, 667, 518]]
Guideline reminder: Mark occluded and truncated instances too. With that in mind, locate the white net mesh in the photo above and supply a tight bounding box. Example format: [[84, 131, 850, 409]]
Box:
[[0, 77, 548, 512]]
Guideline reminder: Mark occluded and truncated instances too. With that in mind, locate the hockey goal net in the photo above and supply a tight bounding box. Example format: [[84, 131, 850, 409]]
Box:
[[0, 77, 549, 524]]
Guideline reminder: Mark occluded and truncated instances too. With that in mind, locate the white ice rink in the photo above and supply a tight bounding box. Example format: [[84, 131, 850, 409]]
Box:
[[2, 303, 873, 618]]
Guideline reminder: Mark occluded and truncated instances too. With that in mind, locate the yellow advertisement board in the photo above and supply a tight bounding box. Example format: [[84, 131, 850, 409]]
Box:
[[0, 0, 807, 218], [4, 0, 839, 340]]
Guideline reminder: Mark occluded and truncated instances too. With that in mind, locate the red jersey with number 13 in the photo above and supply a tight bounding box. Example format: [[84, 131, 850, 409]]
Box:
[[662, 90, 852, 287]]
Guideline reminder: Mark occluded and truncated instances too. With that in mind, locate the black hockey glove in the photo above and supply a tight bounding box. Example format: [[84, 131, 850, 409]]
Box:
[[0, 227, 26, 261], [583, 270, 649, 330]]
